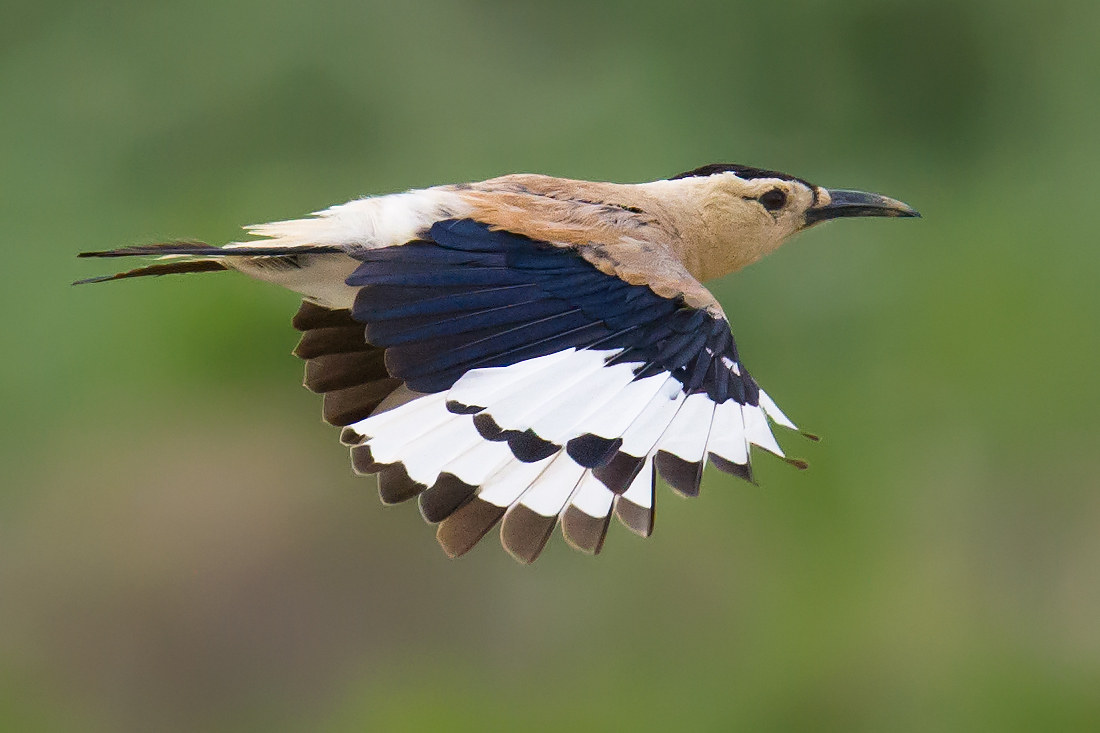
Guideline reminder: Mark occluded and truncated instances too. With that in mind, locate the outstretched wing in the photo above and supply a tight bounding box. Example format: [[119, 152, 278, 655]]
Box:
[[297, 218, 802, 563]]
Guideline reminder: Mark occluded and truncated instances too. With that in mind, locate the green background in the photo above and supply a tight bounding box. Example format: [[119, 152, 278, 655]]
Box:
[[2, 1, 1098, 730]]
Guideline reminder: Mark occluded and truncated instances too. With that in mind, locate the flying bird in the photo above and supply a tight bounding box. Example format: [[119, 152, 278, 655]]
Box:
[[79, 164, 918, 563]]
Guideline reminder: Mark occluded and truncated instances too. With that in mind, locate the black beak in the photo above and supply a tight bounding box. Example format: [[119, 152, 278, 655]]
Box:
[[804, 188, 920, 226]]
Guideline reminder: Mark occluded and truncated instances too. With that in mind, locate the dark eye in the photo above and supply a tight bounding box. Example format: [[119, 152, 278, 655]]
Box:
[[759, 188, 787, 211]]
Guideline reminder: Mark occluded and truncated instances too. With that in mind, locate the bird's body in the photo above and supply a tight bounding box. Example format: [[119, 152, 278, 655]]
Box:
[[80, 164, 917, 563]]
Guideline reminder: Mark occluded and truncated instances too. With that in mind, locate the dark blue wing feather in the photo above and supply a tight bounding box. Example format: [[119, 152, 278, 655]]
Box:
[[348, 266, 528, 288], [355, 284, 542, 320], [364, 299, 567, 345], [346, 219, 758, 403]]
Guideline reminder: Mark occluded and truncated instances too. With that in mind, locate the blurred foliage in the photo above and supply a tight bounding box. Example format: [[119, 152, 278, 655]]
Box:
[[1, 0, 1099, 731]]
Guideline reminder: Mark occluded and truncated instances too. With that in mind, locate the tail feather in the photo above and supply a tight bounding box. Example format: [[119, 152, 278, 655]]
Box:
[[78, 241, 345, 259], [72, 258, 229, 285], [77, 240, 213, 258], [76, 240, 350, 289]]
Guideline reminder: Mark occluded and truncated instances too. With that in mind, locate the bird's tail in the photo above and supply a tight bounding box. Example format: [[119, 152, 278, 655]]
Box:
[[74, 241, 345, 285], [73, 258, 230, 285]]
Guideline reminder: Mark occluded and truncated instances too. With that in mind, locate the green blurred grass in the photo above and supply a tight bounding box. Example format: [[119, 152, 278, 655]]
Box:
[[2, 0, 1099, 731]]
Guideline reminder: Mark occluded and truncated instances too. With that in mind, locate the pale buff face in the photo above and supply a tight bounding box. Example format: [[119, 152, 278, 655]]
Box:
[[636, 172, 825, 282], [690, 173, 823, 275]]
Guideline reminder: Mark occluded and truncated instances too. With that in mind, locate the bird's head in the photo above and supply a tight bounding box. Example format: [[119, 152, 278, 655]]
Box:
[[658, 163, 919, 279]]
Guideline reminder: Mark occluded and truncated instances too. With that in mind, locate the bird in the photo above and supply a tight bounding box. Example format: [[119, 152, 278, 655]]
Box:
[[78, 163, 918, 563]]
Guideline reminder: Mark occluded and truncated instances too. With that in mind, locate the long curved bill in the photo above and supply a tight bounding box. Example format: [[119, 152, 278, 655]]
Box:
[[805, 188, 920, 226]]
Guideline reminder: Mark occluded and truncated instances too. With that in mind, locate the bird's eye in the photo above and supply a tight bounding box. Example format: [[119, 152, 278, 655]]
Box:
[[759, 188, 787, 211]]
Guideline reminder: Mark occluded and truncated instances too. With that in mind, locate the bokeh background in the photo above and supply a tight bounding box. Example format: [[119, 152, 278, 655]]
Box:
[[2, 0, 1099, 730]]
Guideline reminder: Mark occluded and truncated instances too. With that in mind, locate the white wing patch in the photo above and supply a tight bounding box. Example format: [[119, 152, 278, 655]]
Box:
[[515, 454, 586, 517], [343, 348, 804, 562], [570, 472, 615, 519], [742, 403, 785, 457], [658, 393, 716, 464], [705, 401, 750, 467]]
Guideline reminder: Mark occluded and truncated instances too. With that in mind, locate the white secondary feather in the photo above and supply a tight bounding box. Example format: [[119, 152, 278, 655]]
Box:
[[656, 392, 716, 462], [348, 391, 446, 439], [355, 394, 455, 464], [569, 372, 671, 440], [441, 439, 516, 487], [617, 377, 687, 457], [742, 403, 784, 457], [524, 361, 639, 442], [569, 471, 615, 519], [468, 349, 615, 430], [516, 454, 587, 517], [242, 188, 472, 250], [704, 401, 750, 466], [446, 349, 578, 408], [478, 456, 556, 508], [355, 350, 603, 483], [392, 415, 486, 486], [618, 456, 654, 509]]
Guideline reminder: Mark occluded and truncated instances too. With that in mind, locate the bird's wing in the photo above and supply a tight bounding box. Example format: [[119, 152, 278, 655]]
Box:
[[301, 218, 802, 563], [459, 174, 722, 312]]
